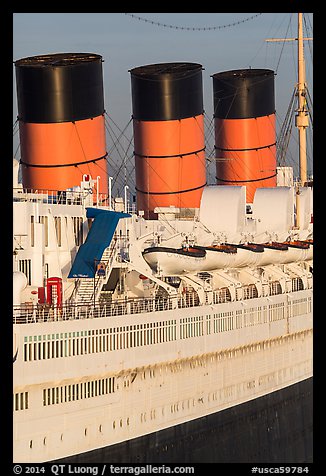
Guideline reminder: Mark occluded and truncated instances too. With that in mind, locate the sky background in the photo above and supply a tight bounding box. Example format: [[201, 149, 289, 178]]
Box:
[[13, 13, 313, 193]]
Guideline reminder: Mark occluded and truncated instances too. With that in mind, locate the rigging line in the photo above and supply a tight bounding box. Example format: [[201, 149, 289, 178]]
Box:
[[276, 99, 296, 167], [276, 87, 296, 157], [277, 122, 292, 166], [124, 13, 263, 31], [107, 143, 135, 192], [105, 116, 130, 154], [14, 142, 20, 160], [13, 127, 20, 138], [72, 122, 94, 178], [204, 121, 216, 154], [204, 113, 215, 133], [105, 113, 133, 143], [105, 125, 133, 165], [104, 115, 133, 148], [106, 125, 133, 163], [304, 14, 314, 65], [104, 119, 134, 173], [274, 14, 293, 73], [306, 87, 313, 124]]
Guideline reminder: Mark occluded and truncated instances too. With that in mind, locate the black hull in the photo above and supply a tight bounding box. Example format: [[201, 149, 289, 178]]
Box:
[[55, 378, 312, 464]]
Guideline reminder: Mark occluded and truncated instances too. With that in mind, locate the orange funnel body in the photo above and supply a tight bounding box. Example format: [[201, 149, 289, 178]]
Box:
[[15, 53, 108, 194], [19, 116, 107, 191], [130, 63, 206, 218], [212, 69, 277, 203]]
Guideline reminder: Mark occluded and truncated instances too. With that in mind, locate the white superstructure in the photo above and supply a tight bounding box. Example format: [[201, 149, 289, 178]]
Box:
[[13, 170, 313, 462]]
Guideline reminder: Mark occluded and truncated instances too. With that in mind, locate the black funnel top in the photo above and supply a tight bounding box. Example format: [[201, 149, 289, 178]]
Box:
[[15, 53, 105, 123], [212, 68, 275, 119], [130, 62, 204, 121]]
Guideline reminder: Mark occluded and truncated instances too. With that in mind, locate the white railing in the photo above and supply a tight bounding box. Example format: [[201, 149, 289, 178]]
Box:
[[13, 296, 174, 325], [12, 277, 308, 325], [13, 187, 113, 208]]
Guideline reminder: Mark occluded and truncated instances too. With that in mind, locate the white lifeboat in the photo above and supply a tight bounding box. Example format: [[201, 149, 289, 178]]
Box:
[[227, 243, 265, 268], [281, 240, 311, 263], [256, 242, 290, 266], [142, 246, 206, 275], [192, 244, 237, 270], [143, 244, 239, 275]]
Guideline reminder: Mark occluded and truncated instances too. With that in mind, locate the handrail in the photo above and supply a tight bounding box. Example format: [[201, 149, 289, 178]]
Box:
[[12, 278, 311, 325], [13, 187, 112, 207]]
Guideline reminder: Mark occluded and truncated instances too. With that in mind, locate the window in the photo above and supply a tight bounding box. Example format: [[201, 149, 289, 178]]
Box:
[[54, 216, 62, 247], [43, 377, 115, 406], [18, 259, 31, 285], [14, 392, 29, 411], [39, 216, 48, 246], [30, 216, 34, 247], [73, 217, 84, 246]]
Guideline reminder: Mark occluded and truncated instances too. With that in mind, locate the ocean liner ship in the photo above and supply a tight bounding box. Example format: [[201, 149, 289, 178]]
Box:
[[13, 14, 313, 463]]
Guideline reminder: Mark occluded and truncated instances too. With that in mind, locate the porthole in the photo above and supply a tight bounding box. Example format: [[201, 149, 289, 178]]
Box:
[[29, 440, 33, 449], [60, 434, 64, 442], [43, 437, 47, 446], [113, 421, 116, 429], [99, 424, 103, 433], [84, 428, 87, 436]]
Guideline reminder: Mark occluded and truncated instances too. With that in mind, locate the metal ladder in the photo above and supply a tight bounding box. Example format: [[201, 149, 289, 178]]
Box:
[[73, 238, 118, 304]]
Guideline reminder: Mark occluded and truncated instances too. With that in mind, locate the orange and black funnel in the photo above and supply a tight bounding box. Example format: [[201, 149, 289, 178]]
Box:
[[130, 62, 206, 218], [212, 69, 277, 203], [15, 53, 108, 193]]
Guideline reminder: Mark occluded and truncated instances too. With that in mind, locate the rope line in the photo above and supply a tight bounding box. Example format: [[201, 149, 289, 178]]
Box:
[[124, 13, 263, 31]]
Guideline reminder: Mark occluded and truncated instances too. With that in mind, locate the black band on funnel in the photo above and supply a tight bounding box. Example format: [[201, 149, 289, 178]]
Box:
[[212, 69, 275, 119], [134, 146, 206, 159], [20, 153, 107, 168], [214, 142, 276, 153], [216, 172, 277, 184], [136, 182, 207, 195], [130, 62, 204, 121], [15, 53, 105, 123]]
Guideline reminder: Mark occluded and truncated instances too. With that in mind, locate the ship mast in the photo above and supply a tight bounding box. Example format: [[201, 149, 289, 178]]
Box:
[[296, 12, 309, 185], [266, 12, 312, 185]]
